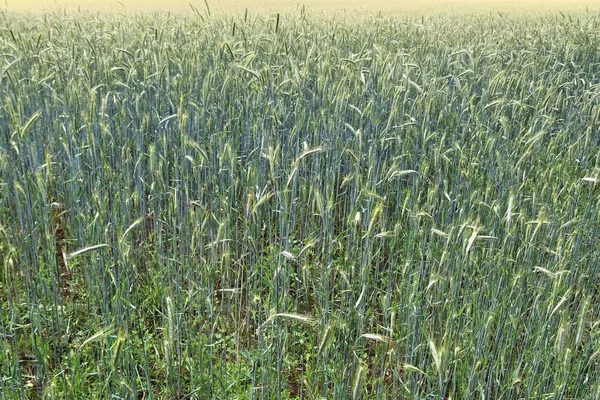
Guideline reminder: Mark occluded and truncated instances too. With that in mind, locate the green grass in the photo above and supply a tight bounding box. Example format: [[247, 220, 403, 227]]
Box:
[[0, 9, 599, 399]]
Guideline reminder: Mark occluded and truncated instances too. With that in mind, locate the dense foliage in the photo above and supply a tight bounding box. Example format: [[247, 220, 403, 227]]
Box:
[[0, 10, 599, 399]]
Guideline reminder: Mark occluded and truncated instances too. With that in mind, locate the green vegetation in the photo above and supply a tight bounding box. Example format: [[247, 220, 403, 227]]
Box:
[[0, 10, 599, 399]]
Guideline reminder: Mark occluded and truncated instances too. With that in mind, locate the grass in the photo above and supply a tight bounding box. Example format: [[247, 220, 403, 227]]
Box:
[[0, 8, 599, 399]]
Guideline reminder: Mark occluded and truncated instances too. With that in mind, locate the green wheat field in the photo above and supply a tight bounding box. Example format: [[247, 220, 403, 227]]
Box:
[[0, 5, 599, 399]]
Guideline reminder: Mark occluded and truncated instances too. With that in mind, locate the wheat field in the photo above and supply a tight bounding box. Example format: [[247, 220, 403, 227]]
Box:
[[1, 2, 599, 400], [3, 0, 600, 14]]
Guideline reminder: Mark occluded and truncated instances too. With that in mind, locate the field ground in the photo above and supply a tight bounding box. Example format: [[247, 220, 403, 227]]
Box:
[[3, 0, 600, 14]]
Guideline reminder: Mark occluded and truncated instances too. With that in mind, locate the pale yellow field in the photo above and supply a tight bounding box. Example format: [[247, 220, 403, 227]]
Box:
[[3, 0, 600, 15]]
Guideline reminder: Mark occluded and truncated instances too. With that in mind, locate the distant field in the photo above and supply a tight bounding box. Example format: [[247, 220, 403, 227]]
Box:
[[3, 0, 600, 14]]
